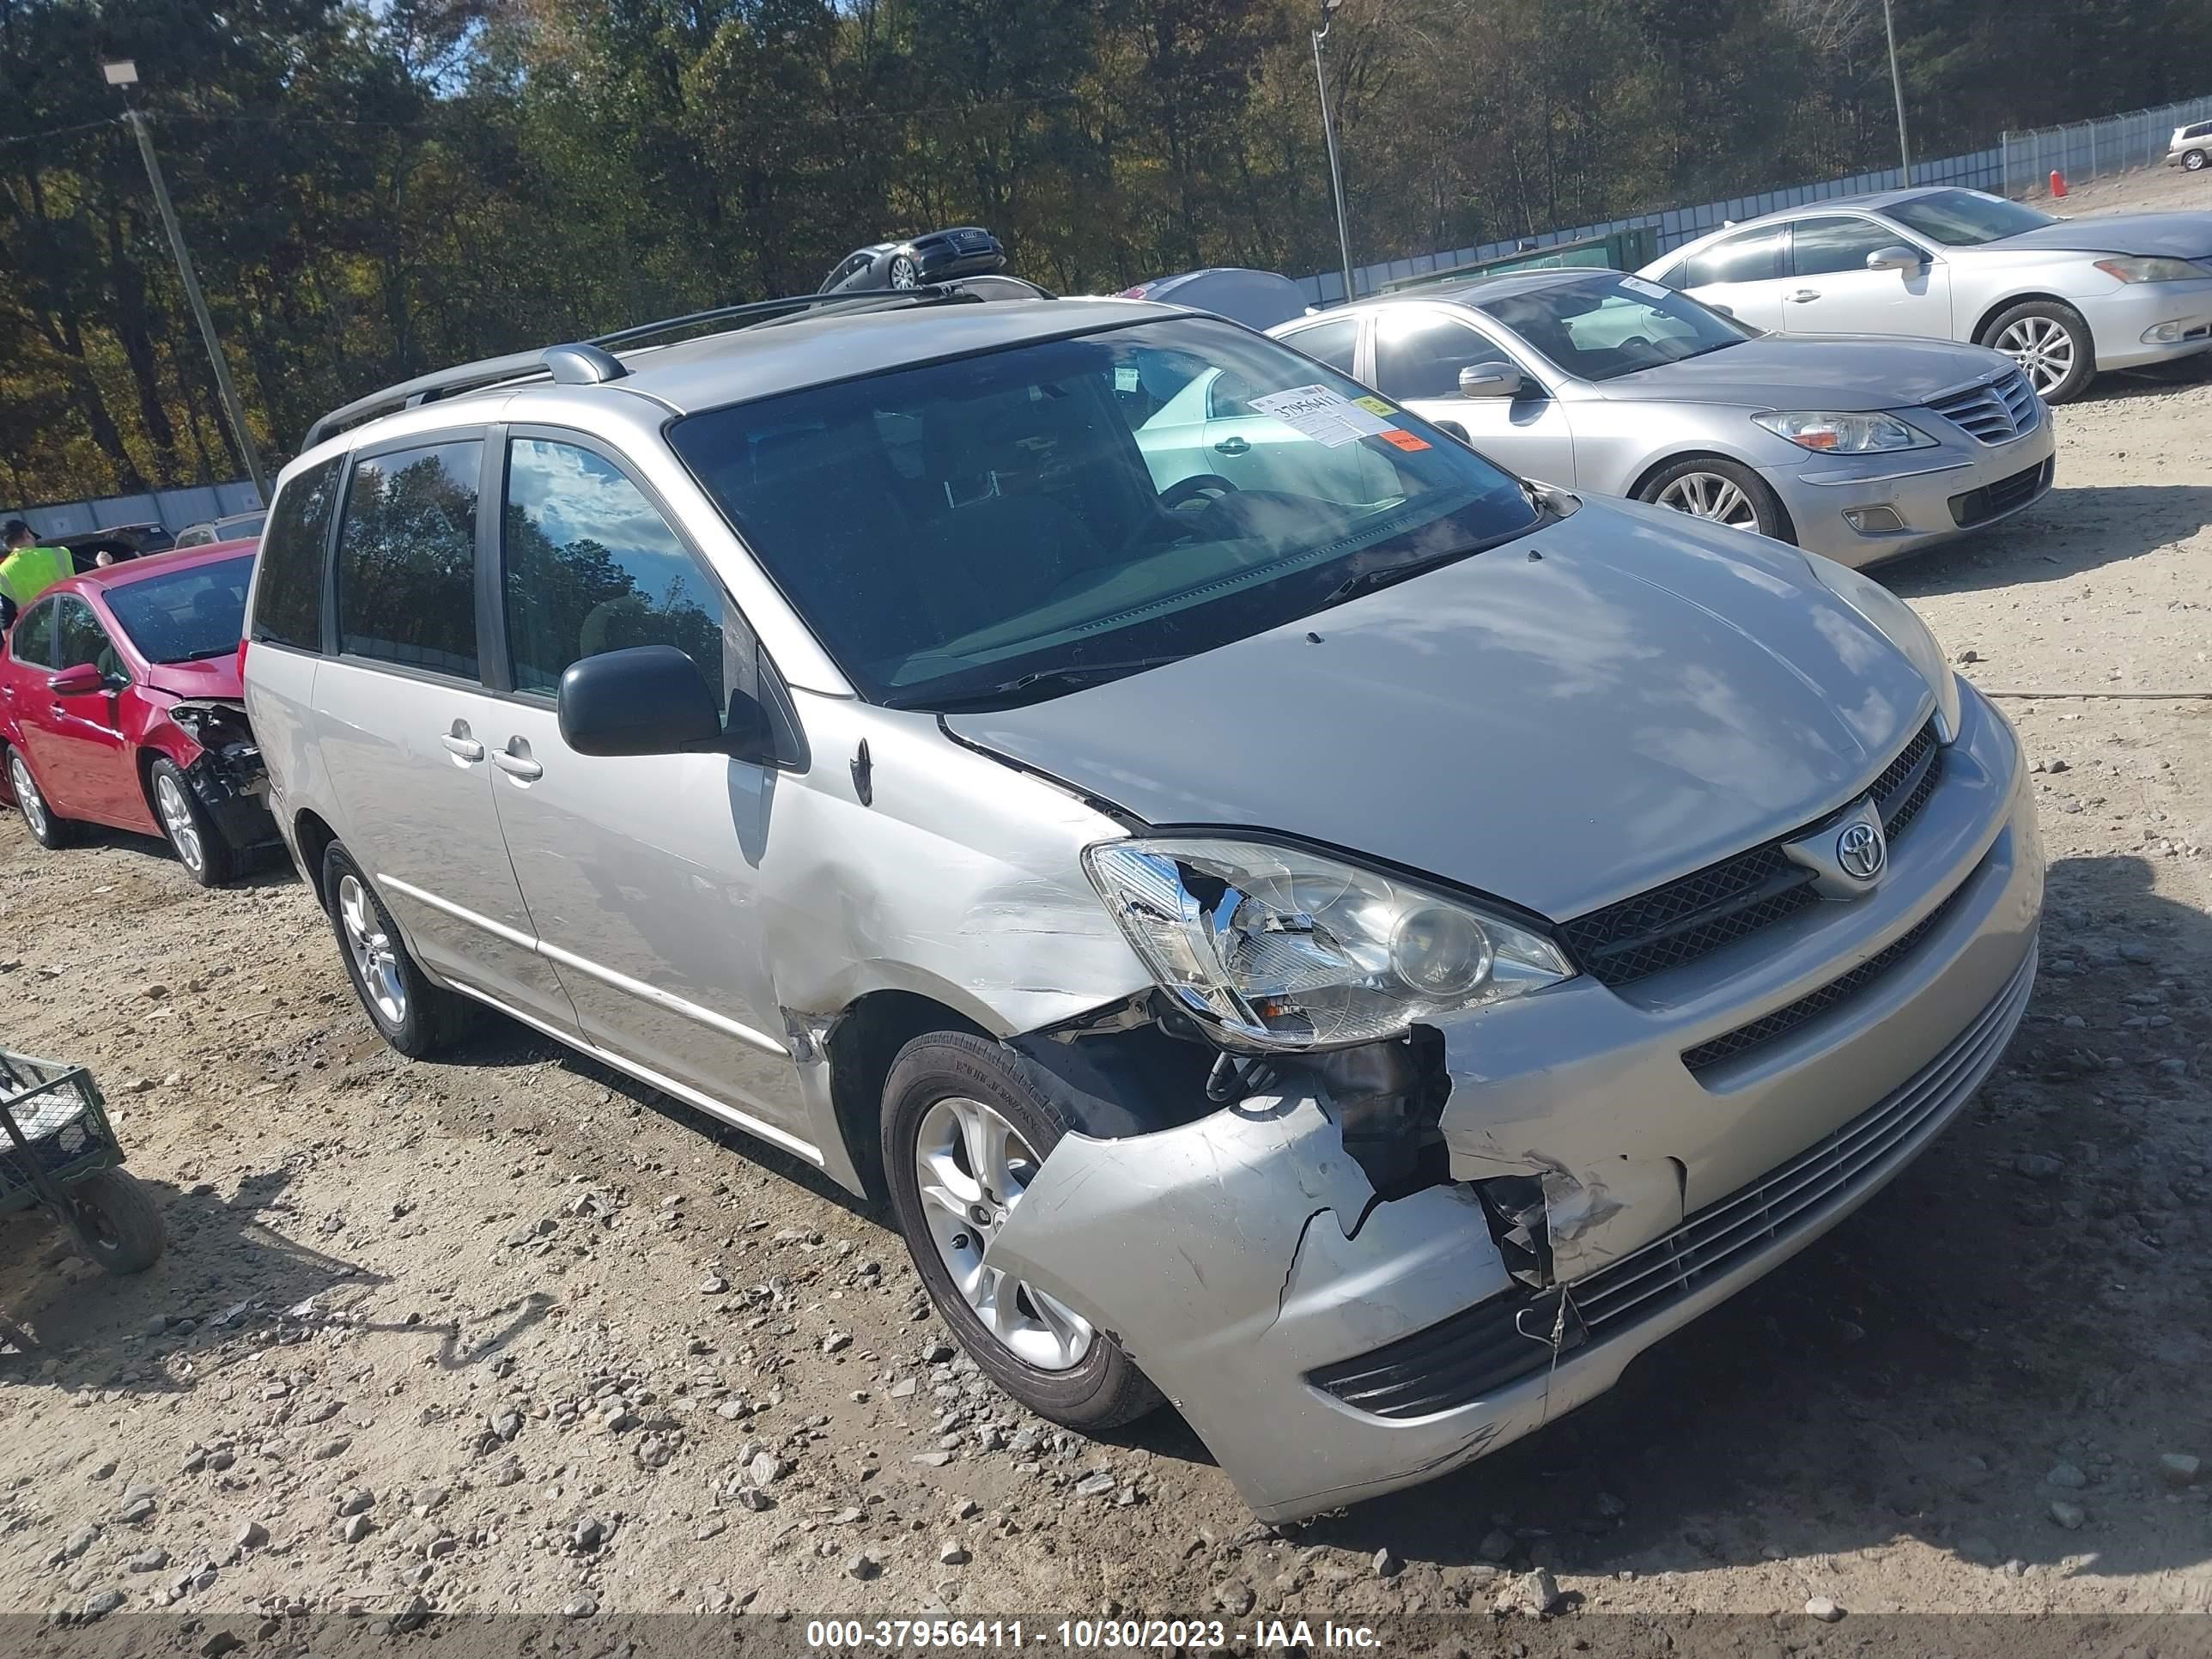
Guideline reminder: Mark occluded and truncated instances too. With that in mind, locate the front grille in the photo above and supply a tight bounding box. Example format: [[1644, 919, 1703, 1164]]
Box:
[[1306, 950, 2033, 1420], [1924, 369, 2039, 443], [1558, 718, 1943, 988], [1679, 877, 1968, 1074], [1949, 457, 2052, 527]]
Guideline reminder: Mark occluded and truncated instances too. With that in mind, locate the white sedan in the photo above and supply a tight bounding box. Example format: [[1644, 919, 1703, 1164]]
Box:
[[1643, 185, 2212, 402]]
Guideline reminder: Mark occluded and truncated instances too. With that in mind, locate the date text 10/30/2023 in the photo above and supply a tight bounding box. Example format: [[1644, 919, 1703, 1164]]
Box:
[[805, 1619, 1382, 1650]]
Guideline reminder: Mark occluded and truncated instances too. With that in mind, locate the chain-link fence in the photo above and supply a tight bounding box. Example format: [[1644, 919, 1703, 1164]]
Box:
[[2002, 94, 2212, 197], [1299, 89, 2212, 305]]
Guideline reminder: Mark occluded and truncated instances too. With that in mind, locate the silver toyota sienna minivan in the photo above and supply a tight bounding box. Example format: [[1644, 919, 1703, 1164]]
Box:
[[243, 285, 2043, 1521]]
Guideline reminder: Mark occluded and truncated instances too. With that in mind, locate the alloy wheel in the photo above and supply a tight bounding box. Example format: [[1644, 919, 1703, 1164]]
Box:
[[337, 872, 408, 1027], [912, 1094, 1093, 1370], [9, 754, 49, 841], [154, 772, 204, 875], [1994, 315, 2077, 398], [2186, 149, 2207, 172], [889, 256, 921, 289], [1656, 470, 1761, 530]]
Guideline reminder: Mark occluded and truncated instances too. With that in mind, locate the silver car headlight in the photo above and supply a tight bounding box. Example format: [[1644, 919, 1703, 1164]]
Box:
[[1084, 837, 1573, 1052], [1753, 410, 1934, 453], [2093, 256, 2205, 283], [1807, 557, 1963, 742]]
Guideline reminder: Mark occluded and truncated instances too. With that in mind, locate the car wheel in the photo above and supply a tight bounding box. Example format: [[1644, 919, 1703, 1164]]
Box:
[[2185, 149, 2208, 172], [1638, 457, 1790, 541], [322, 842, 477, 1057], [881, 1032, 1163, 1432], [148, 757, 234, 887], [888, 254, 921, 289], [1982, 300, 2095, 403], [4, 744, 74, 850]]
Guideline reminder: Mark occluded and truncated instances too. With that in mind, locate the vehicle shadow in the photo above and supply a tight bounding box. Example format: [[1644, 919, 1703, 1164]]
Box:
[[1279, 851, 2212, 1585], [0, 1163, 549, 1389], [0, 817, 298, 890], [1881, 483, 2212, 597]]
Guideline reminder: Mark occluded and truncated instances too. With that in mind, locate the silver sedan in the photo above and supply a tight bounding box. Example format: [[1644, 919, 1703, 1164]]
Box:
[[1260, 270, 2054, 568], [1642, 185, 2212, 402]]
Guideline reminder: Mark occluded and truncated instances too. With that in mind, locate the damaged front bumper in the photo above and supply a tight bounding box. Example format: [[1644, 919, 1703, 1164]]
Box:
[[170, 700, 278, 851], [988, 685, 2041, 1520]]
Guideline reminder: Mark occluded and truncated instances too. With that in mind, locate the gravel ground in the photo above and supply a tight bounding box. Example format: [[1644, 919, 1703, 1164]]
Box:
[[2, 165, 2209, 1656]]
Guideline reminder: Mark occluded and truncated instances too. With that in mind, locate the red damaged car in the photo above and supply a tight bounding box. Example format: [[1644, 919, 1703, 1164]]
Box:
[[0, 541, 272, 886]]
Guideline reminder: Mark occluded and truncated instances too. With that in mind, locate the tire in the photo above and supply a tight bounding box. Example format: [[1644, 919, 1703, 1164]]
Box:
[[4, 744, 75, 849], [67, 1168, 167, 1275], [2185, 149, 2207, 172], [881, 1032, 1162, 1433], [147, 757, 234, 887], [887, 254, 921, 290], [1636, 456, 1792, 542], [321, 842, 477, 1057], [1980, 300, 2095, 404]]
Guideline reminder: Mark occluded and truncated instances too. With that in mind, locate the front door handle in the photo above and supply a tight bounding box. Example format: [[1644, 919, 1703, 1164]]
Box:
[[1787, 289, 1820, 302], [440, 726, 484, 762], [1212, 436, 1251, 455], [494, 742, 542, 782]]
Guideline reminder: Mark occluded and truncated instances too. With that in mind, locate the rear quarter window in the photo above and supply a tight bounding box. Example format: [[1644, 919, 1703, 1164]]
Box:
[[251, 457, 343, 652]]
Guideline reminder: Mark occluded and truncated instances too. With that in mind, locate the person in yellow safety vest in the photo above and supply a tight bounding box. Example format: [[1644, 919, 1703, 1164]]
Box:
[[0, 520, 73, 631]]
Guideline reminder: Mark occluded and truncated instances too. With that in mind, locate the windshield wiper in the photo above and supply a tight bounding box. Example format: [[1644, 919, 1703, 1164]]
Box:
[[1322, 512, 1553, 609], [901, 654, 1190, 712]]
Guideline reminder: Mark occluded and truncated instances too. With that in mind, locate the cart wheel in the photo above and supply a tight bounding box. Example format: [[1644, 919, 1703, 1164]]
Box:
[[67, 1168, 167, 1275]]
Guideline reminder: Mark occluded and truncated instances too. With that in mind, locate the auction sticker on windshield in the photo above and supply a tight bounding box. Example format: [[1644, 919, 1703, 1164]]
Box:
[[1249, 384, 1395, 447]]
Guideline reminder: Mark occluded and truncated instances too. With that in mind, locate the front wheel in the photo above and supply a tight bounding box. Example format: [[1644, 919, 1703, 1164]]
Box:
[[148, 757, 234, 887], [4, 745, 74, 850], [1638, 456, 1791, 541], [65, 1168, 167, 1275], [1982, 300, 2095, 403], [887, 254, 921, 290], [881, 1033, 1161, 1432]]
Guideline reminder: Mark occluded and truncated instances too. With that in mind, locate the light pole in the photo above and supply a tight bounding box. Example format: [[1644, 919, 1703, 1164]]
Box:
[[1881, 0, 1912, 185], [1310, 0, 1356, 303], [101, 59, 269, 501]]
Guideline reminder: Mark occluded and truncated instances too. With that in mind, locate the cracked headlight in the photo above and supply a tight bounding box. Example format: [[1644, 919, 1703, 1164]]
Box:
[[1084, 837, 1573, 1052], [1753, 410, 1933, 453], [1807, 556, 1963, 742]]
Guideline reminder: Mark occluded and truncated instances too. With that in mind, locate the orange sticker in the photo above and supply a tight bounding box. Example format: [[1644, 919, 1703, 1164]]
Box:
[[1378, 428, 1431, 452]]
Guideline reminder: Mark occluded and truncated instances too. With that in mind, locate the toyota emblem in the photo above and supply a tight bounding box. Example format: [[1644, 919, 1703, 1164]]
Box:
[[1836, 819, 1887, 881]]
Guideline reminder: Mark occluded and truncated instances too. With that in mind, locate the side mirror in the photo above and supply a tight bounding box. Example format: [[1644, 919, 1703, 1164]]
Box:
[[1458, 363, 1526, 399], [558, 645, 727, 758], [47, 664, 106, 696], [1867, 245, 1923, 274]]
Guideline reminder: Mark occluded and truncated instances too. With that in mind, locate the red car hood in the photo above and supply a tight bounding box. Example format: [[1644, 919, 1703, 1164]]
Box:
[[142, 656, 243, 700]]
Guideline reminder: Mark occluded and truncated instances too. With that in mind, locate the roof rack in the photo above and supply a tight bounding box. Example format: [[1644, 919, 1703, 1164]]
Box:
[[299, 278, 1055, 451]]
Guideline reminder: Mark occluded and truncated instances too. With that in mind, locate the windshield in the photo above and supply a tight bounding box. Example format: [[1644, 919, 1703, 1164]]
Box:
[[1883, 189, 2057, 246], [670, 317, 1540, 708], [105, 555, 254, 664], [1470, 274, 1751, 382]]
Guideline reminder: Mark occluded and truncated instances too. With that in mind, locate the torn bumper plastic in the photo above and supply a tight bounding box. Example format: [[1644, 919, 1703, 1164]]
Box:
[[988, 686, 2040, 1520], [171, 700, 278, 852]]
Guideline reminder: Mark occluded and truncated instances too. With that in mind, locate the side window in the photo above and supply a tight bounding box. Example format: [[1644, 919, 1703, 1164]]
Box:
[[9, 598, 58, 666], [252, 456, 343, 652], [1685, 226, 1786, 287], [1373, 313, 1513, 400], [334, 441, 483, 678], [54, 598, 122, 678], [1279, 318, 1360, 377], [501, 438, 752, 721], [1790, 216, 1900, 276]]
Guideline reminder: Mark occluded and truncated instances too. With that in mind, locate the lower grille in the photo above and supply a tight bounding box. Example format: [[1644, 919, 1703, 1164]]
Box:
[[1575, 946, 2033, 1335], [1949, 457, 2052, 527], [1559, 718, 1943, 988], [1305, 949, 2033, 1421]]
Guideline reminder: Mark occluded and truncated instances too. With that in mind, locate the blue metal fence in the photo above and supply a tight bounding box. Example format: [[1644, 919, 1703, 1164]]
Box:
[[3, 479, 263, 540]]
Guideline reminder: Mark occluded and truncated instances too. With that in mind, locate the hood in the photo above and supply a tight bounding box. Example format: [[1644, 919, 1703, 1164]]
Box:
[[1985, 211, 2212, 258], [1594, 334, 2016, 410], [947, 499, 1933, 922], [142, 655, 242, 701]]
